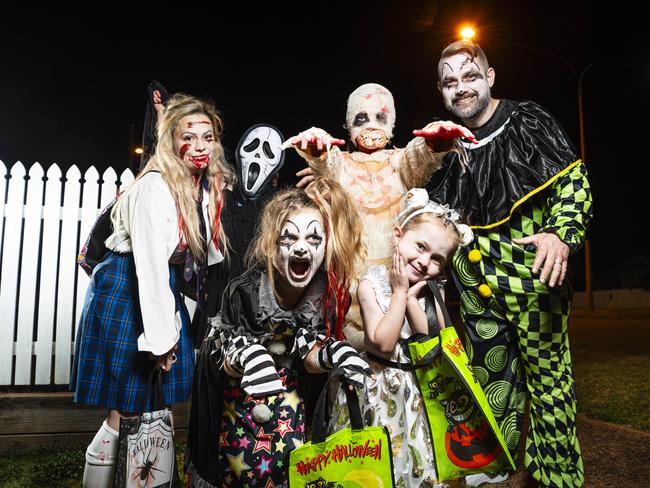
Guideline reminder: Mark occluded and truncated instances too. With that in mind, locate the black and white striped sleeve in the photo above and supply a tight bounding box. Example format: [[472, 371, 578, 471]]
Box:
[[316, 339, 373, 388], [220, 331, 285, 398], [238, 343, 285, 398]]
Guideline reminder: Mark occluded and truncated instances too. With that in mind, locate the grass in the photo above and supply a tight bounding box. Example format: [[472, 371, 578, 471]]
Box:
[[572, 345, 650, 432], [0, 443, 188, 488], [0, 447, 85, 488]]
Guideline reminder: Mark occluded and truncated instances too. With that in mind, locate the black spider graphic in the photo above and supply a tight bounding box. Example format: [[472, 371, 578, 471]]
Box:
[[134, 449, 165, 483]]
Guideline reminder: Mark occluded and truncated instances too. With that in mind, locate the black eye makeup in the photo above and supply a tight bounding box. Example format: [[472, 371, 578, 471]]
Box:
[[353, 112, 370, 126], [279, 229, 297, 249]]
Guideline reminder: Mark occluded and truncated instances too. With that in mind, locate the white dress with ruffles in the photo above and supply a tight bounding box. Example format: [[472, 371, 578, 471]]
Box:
[[329, 265, 438, 487]]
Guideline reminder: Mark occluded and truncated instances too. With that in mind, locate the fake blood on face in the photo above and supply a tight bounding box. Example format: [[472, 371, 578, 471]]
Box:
[[189, 155, 210, 169], [187, 121, 211, 128], [179, 143, 191, 159]]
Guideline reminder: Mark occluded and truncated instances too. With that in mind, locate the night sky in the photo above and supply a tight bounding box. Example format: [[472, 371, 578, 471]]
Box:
[[1, 1, 648, 287]]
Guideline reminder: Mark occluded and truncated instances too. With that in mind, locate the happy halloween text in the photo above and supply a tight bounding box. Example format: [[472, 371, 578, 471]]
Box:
[[294, 438, 382, 474]]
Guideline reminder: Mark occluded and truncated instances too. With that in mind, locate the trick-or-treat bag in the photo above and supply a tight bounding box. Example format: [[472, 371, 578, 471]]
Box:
[[288, 369, 395, 488], [113, 369, 180, 488], [407, 282, 515, 480]]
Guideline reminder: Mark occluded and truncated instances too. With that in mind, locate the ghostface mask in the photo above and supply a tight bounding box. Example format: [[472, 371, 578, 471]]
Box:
[[235, 123, 285, 200], [274, 208, 325, 289]]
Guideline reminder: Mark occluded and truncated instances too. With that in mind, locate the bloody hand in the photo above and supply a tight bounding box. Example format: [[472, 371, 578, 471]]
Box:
[[413, 123, 478, 144]]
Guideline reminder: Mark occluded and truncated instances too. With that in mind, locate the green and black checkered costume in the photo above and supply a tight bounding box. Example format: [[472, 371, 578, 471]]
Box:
[[428, 100, 592, 487]]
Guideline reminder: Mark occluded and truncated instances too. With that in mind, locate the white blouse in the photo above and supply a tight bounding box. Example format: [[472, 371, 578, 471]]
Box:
[[104, 172, 224, 355]]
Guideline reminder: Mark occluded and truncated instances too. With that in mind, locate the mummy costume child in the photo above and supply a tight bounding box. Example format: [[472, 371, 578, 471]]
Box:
[[429, 40, 592, 487], [284, 83, 475, 350], [186, 178, 371, 487]]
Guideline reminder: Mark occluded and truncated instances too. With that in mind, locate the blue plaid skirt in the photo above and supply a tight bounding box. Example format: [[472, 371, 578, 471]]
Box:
[[71, 252, 194, 412]]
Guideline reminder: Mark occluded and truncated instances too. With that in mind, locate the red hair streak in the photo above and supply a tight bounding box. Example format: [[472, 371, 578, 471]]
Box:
[[211, 177, 223, 250], [320, 217, 349, 341]]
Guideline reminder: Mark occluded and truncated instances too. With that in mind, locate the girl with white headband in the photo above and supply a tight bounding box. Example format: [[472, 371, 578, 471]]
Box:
[[329, 188, 473, 488]]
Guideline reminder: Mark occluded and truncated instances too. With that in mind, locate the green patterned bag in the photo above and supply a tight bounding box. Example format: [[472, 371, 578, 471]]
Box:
[[407, 283, 515, 480], [288, 369, 395, 488]]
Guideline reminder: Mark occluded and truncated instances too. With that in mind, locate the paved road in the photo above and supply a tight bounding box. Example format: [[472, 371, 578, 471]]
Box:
[[494, 415, 650, 487]]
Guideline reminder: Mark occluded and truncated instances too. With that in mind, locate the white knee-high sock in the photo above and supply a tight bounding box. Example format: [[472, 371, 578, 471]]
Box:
[[83, 420, 119, 488]]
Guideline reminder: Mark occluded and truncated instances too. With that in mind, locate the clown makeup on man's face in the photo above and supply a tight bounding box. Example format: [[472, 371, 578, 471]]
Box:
[[346, 83, 396, 153], [274, 207, 325, 289], [172, 114, 216, 173], [438, 53, 494, 123]]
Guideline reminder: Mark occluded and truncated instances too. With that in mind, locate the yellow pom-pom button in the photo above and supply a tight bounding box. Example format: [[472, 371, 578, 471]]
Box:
[[478, 284, 492, 298], [468, 249, 482, 263]]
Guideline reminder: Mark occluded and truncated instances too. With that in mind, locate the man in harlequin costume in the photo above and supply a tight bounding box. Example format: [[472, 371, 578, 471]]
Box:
[[284, 82, 476, 350], [427, 40, 592, 487]]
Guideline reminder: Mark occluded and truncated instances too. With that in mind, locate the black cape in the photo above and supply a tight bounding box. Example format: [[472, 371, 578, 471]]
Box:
[[427, 100, 579, 228], [190, 182, 278, 345]]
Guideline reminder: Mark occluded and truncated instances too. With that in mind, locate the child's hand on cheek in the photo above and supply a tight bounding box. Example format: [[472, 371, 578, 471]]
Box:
[[407, 280, 427, 300], [390, 249, 410, 295]]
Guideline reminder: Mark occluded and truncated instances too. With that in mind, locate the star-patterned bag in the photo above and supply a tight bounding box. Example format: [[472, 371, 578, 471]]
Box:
[[288, 369, 395, 488], [407, 282, 515, 480]]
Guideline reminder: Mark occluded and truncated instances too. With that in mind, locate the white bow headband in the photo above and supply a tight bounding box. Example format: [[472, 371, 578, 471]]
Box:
[[395, 188, 474, 247]]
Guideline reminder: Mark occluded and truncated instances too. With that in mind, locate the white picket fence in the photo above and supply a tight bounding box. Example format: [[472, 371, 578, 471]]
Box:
[[0, 161, 196, 387]]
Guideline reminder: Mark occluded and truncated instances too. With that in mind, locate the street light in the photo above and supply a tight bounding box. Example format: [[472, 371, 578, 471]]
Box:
[[459, 26, 476, 40]]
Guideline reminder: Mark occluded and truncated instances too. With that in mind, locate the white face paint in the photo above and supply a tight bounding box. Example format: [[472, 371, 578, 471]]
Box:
[[438, 53, 493, 122], [346, 83, 395, 151], [274, 207, 325, 289], [236, 124, 285, 198]]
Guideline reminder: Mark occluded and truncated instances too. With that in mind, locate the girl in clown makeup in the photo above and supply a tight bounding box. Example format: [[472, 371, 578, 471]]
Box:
[[186, 177, 372, 487], [284, 83, 476, 352], [329, 188, 474, 488], [71, 94, 234, 487]]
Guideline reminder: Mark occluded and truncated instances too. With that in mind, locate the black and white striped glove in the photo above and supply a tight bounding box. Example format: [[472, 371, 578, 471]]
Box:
[[226, 338, 285, 398], [317, 340, 373, 388]]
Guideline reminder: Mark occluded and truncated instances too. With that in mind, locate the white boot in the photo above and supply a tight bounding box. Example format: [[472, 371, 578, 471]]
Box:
[[83, 420, 119, 488], [465, 472, 510, 487]]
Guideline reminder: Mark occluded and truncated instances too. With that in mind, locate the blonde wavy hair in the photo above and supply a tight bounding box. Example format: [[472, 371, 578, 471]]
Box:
[[113, 93, 235, 261], [247, 178, 366, 339], [401, 213, 463, 251]]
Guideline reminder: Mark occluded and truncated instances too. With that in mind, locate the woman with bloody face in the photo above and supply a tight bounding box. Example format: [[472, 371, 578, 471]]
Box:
[[71, 93, 234, 487], [185, 178, 372, 487]]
